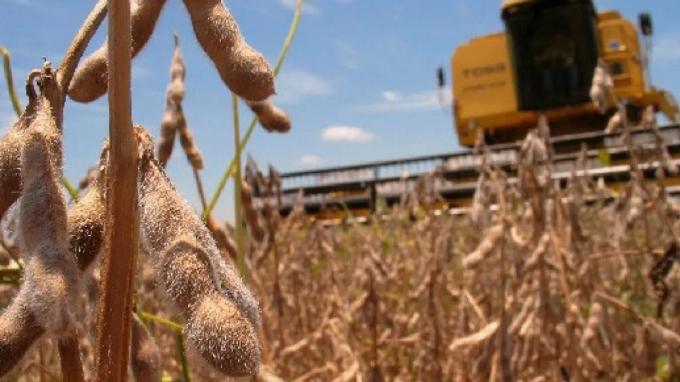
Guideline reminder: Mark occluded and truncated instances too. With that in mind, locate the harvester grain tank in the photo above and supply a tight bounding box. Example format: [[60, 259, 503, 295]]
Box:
[[451, 0, 679, 146]]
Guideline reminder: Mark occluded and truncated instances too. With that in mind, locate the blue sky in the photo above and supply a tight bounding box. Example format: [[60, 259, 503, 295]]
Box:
[[1, 0, 680, 221]]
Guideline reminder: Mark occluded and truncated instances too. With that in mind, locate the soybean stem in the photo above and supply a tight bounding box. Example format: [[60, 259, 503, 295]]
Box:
[[232, 93, 247, 278], [138, 310, 183, 332], [192, 167, 208, 212], [203, 0, 305, 220], [58, 333, 85, 382], [95, 0, 138, 380], [57, 0, 108, 92], [176, 332, 192, 382]]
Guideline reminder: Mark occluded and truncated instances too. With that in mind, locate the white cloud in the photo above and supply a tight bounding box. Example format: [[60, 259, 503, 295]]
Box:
[[275, 69, 332, 104], [321, 125, 374, 143], [653, 32, 680, 64], [276, 0, 320, 15], [381, 90, 402, 102], [358, 87, 452, 113], [336, 41, 360, 70], [299, 154, 322, 165]]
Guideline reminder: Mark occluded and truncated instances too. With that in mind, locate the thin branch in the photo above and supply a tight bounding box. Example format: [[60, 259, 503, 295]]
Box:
[[57, 0, 108, 93], [203, 0, 305, 220], [62, 176, 80, 201], [232, 93, 247, 278], [137, 310, 183, 332], [0, 45, 22, 116], [192, 167, 208, 212], [95, 0, 138, 380]]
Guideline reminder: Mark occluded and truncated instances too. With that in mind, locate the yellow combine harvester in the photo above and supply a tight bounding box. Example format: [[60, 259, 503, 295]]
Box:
[[261, 0, 680, 220], [452, 0, 680, 147]]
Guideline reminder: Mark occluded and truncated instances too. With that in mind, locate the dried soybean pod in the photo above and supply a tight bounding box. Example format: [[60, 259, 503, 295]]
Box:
[[68, 0, 167, 102], [68, 144, 108, 271], [0, 292, 45, 376], [182, 0, 274, 101], [248, 100, 291, 133], [241, 180, 265, 242], [131, 313, 161, 382], [462, 224, 504, 269], [0, 130, 24, 220], [157, 35, 185, 166], [0, 76, 40, 220], [19, 125, 79, 335], [177, 112, 204, 170], [0, 123, 77, 376], [166, 237, 261, 376], [135, 127, 261, 376]]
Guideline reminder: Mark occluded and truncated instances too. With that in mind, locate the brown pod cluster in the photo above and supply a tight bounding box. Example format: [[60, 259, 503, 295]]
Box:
[[182, 0, 275, 101], [157, 35, 203, 169], [248, 100, 292, 133], [136, 127, 261, 376], [241, 180, 265, 242], [131, 314, 162, 382], [68, 0, 167, 102]]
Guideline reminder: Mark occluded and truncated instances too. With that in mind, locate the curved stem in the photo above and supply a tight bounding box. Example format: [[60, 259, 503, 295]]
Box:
[[57, 0, 108, 93], [0, 45, 22, 116], [202, 0, 305, 220]]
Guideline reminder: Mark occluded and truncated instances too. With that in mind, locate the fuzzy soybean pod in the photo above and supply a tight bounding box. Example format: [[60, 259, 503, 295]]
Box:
[[18, 114, 78, 334], [68, 0, 167, 102], [0, 123, 79, 375], [68, 145, 108, 271], [177, 113, 204, 170], [248, 100, 292, 133], [0, 83, 39, 220], [157, 35, 186, 166], [182, 0, 275, 101], [136, 127, 261, 376], [0, 129, 24, 220]]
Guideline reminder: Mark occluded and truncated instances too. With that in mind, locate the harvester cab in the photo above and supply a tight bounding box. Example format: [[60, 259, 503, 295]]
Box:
[[451, 0, 680, 147]]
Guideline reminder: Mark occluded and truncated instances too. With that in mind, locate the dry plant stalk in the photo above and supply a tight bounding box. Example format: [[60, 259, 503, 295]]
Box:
[[94, 0, 139, 379], [137, 127, 261, 376], [182, 0, 275, 101], [69, 0, 167, 102]]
